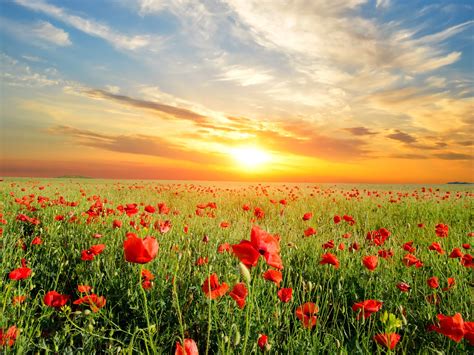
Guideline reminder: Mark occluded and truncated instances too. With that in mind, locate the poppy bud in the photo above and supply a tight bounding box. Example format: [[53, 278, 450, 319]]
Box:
[[239, 262, 251, 284], [233, 329, 241, 346]]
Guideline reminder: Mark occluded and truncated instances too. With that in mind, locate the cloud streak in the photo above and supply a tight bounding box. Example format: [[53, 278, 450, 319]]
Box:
[[14, 0, 152, 50]]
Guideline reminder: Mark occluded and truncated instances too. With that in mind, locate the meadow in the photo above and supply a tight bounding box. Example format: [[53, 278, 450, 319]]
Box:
[[1, 178, 473, 354]]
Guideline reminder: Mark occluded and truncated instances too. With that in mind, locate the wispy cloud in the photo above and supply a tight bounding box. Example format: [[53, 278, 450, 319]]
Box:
[[0, 17, 71, 47], [84, 89, 208, 123], [216, 65, 274, 86], [386, 130, 417, 144], [1, 53, 60, 87], [344, 127, 378, 136], [14, 0, 153, 50]]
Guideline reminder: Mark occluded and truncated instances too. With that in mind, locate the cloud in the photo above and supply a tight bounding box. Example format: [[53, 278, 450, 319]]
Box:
[[46, 125, 226, 165], [0, 18, 71, 47], [376, 0, 390, 9], [14, 0, 152, 50], [216, 65, 274, 86], [391, 153, 426, 159], [31, 21, 71, 46], [434, 152, 472, 160], [344, 127, 377, 136], [83, 89, 208, 123], [386, 130, 417, 143], [1, 53, 60, 87]]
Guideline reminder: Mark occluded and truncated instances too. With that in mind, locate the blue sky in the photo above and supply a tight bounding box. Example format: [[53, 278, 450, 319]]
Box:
[[1, 0, 473, 182]]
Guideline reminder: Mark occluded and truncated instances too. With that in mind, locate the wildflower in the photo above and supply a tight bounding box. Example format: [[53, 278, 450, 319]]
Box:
[[123, 233, 158, 264], [202, 273, 228, 299], [295, 302, 318, 328]]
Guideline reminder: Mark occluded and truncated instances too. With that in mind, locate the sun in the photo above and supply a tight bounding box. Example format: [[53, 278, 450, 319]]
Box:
[[230, 146, 271, 169]]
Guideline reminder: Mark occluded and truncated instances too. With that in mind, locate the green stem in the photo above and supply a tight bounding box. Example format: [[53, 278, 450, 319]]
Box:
[[173, 259, 185, 346], [139, 265, 156, 354], [205, 280, 212, 355], [242, 282, 252, 354]]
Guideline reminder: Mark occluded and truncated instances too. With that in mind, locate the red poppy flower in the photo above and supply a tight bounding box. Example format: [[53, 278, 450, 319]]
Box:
[[378, 249, 394, 259], [231, 225, 283, 270], [442, 277, 455, 291], [0, 325, 19, 347], [195, 257, 208, 266], [461, 254, 473, 268], [362, 256, 378, 271], [175, 338, 198, 355], [257, 334, 268, 351], [31, 236, 42, 245], [78, 285, 92, 293], [242, 204, 250, 211], [155, 220, 171, 234], [431, 313, 465, 342], [302, 212, 312, 221], [366, 228, 391, 246], [402, 253, 423, 268], [373, 333, 401, 350], [229, 282, 248, 309], [435, 223, 449, 237], [462, 243, 470, 250], [342, 215, 356, 225], [202, 273, 229, 299], [403, 241, 416, 253], [322, 240, 334, 249], [9, 267, 32, 280], [427, 277, 439, 289], [465, 322, 474, 346], [352, 300, 383, 319], [333, 215, 341, 224], [263, 270, 282, 287], [319, 253, 339, 269], [44, 291, 70, 308], [123, 233, 158, 264], [81, 244, 106, 261], [254, 207, 265, 219], [220, 221, 230, 228], [338, 243, 345, 250], [396, 282, 411, 292], [73, 294, 106, 312], [141, 268, 155, 289], [295, 302, 318, 328], [112, 219, 122, 228], [217, 243, 231, 253], [349, 242, 360, 252], [428, 242, 445, 254], [277, 288, 293, 303], [304, 227, 316, 237], [144, 205, 155, 213]]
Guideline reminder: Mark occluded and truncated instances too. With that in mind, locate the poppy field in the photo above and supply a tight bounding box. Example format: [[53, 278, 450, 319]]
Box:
[[1, 178, 473, 354]]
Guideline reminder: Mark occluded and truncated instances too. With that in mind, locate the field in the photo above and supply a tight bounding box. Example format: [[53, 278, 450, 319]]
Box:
[[1, 178, 473, 354]]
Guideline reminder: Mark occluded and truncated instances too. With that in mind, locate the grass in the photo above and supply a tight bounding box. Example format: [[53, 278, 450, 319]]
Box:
[[1, 178, 473, 353]]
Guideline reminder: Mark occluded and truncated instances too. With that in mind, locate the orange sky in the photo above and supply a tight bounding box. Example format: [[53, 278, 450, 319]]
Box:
[[1, 1, 473, 183]]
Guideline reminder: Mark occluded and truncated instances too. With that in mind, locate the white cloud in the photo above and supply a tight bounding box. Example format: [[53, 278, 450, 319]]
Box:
[[32, 21, 71, 46], [136, 0, 166, 15], [0, 18, 71, 47], [376, 0, 390, 9], [0, 53, 60, 87], [216, 65, 274, 86], [105, 85, 120, 94], [14, 0, 152, 50]]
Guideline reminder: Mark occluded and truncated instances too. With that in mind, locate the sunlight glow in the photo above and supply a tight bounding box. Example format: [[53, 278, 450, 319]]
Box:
[[230, 147, 271, 169]]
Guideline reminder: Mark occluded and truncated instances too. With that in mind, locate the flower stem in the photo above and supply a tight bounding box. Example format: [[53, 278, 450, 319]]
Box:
[[139, 265, 156, 353]]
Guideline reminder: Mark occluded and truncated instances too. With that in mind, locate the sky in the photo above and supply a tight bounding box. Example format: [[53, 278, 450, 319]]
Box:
[[0, 0, 473, 183]]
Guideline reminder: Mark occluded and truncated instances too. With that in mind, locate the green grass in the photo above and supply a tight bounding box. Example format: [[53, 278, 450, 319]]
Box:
[[1, 178, 473, 354]]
